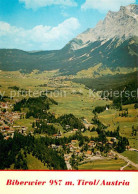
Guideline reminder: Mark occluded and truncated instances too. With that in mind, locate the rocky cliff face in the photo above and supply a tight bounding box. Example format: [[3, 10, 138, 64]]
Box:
[[69, 4, 138, 50]]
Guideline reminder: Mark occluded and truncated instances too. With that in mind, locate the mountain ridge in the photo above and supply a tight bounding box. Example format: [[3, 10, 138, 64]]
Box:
[[69, 4, 138, 50], [0, 4, 137, 75]]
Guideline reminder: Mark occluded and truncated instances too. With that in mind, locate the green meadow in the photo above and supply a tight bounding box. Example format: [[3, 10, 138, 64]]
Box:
[[78, 159, 127, 170], [0, 70, 137, 168]]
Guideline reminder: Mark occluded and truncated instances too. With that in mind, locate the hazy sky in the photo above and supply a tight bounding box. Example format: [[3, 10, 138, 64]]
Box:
[[0, 0, 137, 50]]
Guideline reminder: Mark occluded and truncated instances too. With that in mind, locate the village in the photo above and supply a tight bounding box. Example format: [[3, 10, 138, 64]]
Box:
[[0, 102, 28, 140], [0, 97, 137, 171], [0, 100, 118, 169]]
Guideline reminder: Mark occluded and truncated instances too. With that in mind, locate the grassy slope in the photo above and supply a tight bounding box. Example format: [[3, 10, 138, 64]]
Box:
[[121, 151, 138, 164], [13, 118, 34, 133], [26, 154, 49, 170], [8, 153, 49, 170], [78, 159, 127, 170]]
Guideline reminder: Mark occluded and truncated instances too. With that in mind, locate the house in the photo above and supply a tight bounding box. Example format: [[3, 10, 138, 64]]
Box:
[[106, 107, 109, 111], [75, 150, 80, 155], [57, 130, 62, 136], [107, 152, 115, 158], [69, 145, 75, 152], [85, 150, 93, 158], [126, 146, 131, 150], [108, 141, 114, 147], [4, 136, 10, 140], [65, 157, 70, 161], [21, 127, 27, 134], [47, 123, 52, 125], [81, 128, 85, 132], [13, 126, 21, 129], [98, 142, 103, 146], [71, 140, 77, 144], [88, 141, 96, 148], [73, 128, 78, 132], [3, 126, 10, 131], [86, 150, 92, 155], [65, 125, 70, 130], [51, 144, 58, 149], [88, 143, 92, 147], [111, 137, 117, 143], [53, 134, 59, 138]]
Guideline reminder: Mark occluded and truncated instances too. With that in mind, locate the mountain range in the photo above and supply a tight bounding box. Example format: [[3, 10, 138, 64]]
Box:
[[0, 4, 137, 76]]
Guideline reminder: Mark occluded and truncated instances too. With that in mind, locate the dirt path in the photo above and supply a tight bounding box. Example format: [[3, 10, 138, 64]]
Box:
[[120, 162, 130, 170]]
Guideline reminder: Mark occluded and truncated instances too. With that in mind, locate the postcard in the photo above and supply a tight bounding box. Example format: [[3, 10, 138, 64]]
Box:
[[0, 0, 137, 194]]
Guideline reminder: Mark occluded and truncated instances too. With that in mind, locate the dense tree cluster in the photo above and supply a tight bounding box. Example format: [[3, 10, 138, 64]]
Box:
[[33, 120, 58, 135], [14, 151, 28, 170], [0, 132, 66, 170], [116, 137, 129, 153], [131, 125, 138, 136], [134, 103, 138, 109], [13, 96, 58, 119], [92, 115, 107, 129], [93, 105, 109, 114], [57, 114, 85, 131], [119, 110, 128, 117], [8, 86, 20, 91], [92, 116, 129, 153]]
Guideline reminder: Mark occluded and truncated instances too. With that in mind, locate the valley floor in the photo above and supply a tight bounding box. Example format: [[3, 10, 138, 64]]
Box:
[[0, 70, 137, 170]]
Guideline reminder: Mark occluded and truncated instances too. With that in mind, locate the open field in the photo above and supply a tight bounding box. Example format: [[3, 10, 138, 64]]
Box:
[[82, 131, 98, 138], [13, 118, 34, 133], [78, 159, 127, 170], [0, 71, 137, 147], [98, 104, 138, 149], [121, 151, 138, 164], [124, 165, 138, 170]]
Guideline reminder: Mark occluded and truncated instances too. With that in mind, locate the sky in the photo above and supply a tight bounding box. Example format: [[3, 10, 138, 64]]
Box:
[[0, 0, 137, 51]]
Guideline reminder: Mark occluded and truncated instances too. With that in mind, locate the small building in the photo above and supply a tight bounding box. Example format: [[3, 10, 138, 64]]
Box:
[[111, 137, 117, 143], [88, 141, 96, 148], [51, 144, 57, 149], [75, 150, 80, 155], [126, 146, 131, 150], [71, 140, 77, 144], [4, 136, 10, 140], [65, 125, 70, 130], [106, 107, 109, 111], [108, 141, 114, 146], [3, 126, 10, 131], [73, 128, 78, 132], [86, 150, 92, 155]]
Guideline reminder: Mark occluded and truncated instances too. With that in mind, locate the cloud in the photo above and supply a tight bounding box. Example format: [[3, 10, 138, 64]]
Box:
[[0, 18, 80, 50], [19, 0, 77, 9], [81, 0, 136, 12]]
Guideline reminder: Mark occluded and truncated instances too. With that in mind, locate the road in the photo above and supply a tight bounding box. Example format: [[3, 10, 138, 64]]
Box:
[[120, 162, 130, 170], [65, 161, 72, 170], [79, 156, 106, 165], [111, 150, 138, 169]]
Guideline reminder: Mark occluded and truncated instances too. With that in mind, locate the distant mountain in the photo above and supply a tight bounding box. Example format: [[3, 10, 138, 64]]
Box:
[[69, 4, 138, 50], [0, 4, 137, 75]]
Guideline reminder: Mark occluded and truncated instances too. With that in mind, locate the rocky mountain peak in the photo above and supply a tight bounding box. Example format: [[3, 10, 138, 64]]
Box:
[[69, 4, 138, 50]]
